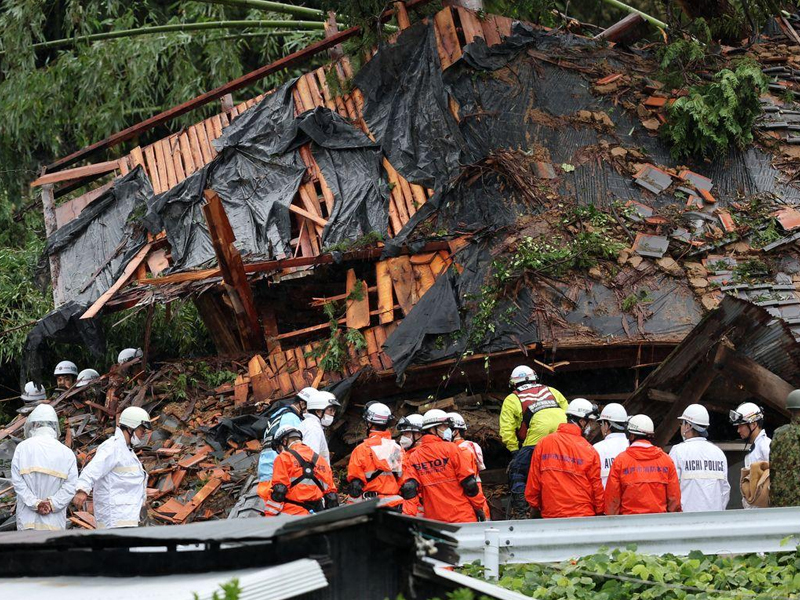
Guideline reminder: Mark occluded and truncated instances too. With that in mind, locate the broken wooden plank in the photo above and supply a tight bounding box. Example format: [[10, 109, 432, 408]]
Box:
[[434, 8, 463, 69], [414, 263, 436, 296], [387, 256, 417, 316], [273, 351, 295, 395], [714, 344, 792, 418], [345, 268, 371, 329], [289, 203, 328, 228], [144, 248, 170, 277], [375, 260, 395, 324], [249, 355, 274, 402], [143, 145, 162, 193], [234, 374, 249, 407], [456, 6, 484, 44], [172, 477, 222, 523], [202, 189, 263, 351], [81, 243, 153, 319], [31, 160, 120, 188], [188, 125, 207, 169], [178, 132, 197, 176]]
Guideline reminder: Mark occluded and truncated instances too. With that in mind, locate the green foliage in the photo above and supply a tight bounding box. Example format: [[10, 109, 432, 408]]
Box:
[[657, 38, 707, 89], [662, 61, 767, 160], [422, 588, 493, 600], [462, 546, 800, 600], [0, 1, 317, 200], [194, 578, 241, 600], [305, 281, 367, 373], [622, 289, 653, 312], [194, 361, 238, 388], [323, 230, 384, 254], [733, 258, 771, 283]]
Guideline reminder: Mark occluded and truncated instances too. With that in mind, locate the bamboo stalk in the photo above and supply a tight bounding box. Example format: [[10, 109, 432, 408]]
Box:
[[11, 20, 333, 54], [600, 0, 668, 30], [197, 0, 325, 19]]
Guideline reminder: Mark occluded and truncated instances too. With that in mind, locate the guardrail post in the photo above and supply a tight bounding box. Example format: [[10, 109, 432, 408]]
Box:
[[484, 527, 500, 579]]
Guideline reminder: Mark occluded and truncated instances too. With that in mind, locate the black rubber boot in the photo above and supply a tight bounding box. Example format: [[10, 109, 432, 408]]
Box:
[[508, 492, 529, 520]]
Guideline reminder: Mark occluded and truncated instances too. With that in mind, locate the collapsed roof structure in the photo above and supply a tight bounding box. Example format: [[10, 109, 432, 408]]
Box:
[[10, 2, 800, 521]]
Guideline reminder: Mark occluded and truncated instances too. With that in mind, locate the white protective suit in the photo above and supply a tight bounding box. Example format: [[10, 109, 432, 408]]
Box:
[[593, 432, 629, 488], [11, 429, 78, 530], [744, 429, 771, 468], [76, 427, 146, 528], [669, 436, 731, 512], [299, 413, 330, 463]]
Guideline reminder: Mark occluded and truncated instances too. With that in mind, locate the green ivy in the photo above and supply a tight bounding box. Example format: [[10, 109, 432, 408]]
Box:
[[662, 61, 767, 160], [462, 546, 800, 600]]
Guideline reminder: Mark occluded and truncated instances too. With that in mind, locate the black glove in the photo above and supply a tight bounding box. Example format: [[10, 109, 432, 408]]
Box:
[[461, 475, 479, 497], [324, 492, 339, 509], [271, 483, 288, 503], [400, 479, 419, 500], [347, 478, 365, 498], [475, 509, 486, 522]]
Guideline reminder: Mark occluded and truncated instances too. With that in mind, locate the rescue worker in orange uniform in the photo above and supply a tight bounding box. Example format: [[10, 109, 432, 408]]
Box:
[[449, 412, 491, 518], [605, 414, 682, 515], [525, 398, 604, 519], [396, 414, 425, 517], [259, 426, 338, 517], [402, 409, 487, 523], [346, 402, 404, 509]]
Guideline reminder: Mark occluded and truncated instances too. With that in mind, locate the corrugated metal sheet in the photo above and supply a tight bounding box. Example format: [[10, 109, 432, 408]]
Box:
[[0, 500, 379, 548], [447, 507, 800, 566], [0, 559, 327, 600]]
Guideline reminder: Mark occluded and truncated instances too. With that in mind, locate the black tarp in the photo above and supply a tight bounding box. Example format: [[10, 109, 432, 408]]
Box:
[[147, 86, 387, 271], [46, 167, 152, 305], [22, 301, 105, 386]]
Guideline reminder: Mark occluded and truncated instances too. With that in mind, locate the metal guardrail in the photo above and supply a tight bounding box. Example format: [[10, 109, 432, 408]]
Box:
[[450, 507, 800, 569]]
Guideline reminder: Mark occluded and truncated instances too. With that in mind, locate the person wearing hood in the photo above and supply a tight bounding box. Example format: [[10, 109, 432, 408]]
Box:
[[298, 390, 340, 463], [668, 404, 730, 512], [605, 414, 681, 515], [11, 404, 77, 530], [526, 399, 604, 519], [257, 387, 312, 482], [72, 407, 150, 528]]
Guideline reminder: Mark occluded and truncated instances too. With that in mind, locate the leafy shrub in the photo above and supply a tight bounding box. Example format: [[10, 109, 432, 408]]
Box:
[[662, 61, 767, 160], [462, 546, 800, 600]]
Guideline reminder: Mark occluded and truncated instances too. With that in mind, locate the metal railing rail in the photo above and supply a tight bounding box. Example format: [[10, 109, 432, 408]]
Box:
[[450, 507, 800, 569]]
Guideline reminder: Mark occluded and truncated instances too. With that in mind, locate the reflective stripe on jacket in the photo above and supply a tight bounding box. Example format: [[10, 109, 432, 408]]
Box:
[[407, 434, 486, 523], [605, 440, 681, 515], [11, 432, 78, 531], [526, 423, 604, 518], [76, 428, 146, 529], [261, 442, 336, 517], [669, 437, 730, 512], [347, 430, 403, 505], [499, 386, 568, 451]]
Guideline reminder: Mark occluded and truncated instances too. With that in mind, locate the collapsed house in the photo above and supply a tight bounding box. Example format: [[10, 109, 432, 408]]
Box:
[[5, 3, 800, 524]]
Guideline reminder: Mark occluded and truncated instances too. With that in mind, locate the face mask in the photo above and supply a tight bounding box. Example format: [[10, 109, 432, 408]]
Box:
[[441, 428, 453, 442], [131, 433, 146, 447], [583, 425, 593, 438], [321, 414, 334, 427], [399, 434, 413, 449]]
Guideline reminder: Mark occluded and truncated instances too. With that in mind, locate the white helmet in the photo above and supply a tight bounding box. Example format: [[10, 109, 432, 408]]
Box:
[[566, 398, 598, 420], [422, 408, 450, 430], [679, 404, 710, 429], [598, 403, 628, 424], [75, 369, 100, 388], [509, 365, 537, 388], [24, 403, 60, 439], [119, 406, 151, 430], [448, 412, 467, 430], [54, 361, 79, 377], [306, 390, 341, 411], [730, 402, 763, 425], [627, 414, 655, 436], [364, 401, 392, 425], [397, 414, 424, 433], [271, 425, 303, 451], [296, 387, 318, 404], [20, 382, 46, 403], [117, 348, 143, 364]]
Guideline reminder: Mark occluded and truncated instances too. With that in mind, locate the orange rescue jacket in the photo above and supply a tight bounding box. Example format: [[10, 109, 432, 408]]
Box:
[[605, 440, 681, 515], [259, 442, 336, 516], [525, 423, 604, 518], [347, 430, 404, 505], [407, 434, 486, 523]]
